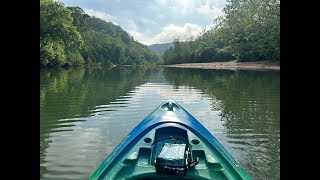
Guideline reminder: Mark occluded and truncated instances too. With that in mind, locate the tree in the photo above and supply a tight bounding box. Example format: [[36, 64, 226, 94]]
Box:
[[40, 0, 83, 67], [162, 0, 280, 64]]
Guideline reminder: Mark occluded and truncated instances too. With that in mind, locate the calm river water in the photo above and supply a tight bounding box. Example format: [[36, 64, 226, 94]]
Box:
[[40, 66, 280, 180]]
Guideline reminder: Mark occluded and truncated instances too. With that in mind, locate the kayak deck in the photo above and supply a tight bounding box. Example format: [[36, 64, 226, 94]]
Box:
[[90, 100, 250, 180], [100, 125, 242, 179]]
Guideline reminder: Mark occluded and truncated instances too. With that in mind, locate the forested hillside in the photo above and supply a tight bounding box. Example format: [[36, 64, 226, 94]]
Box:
[[148, 42, 174, 56], [40, 0, 160, 68], [163, 0, 280, 64]]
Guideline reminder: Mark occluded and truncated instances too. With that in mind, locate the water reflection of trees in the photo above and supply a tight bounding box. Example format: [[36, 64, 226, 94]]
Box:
[[40, 66, 159, 177], [163, 68, 280, 179], [163, 68, 279, 128]]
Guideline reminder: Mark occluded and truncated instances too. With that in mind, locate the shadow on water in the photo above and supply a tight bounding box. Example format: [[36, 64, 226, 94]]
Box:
[[40, 66, 160, 177], [162, 68, 280, 179]]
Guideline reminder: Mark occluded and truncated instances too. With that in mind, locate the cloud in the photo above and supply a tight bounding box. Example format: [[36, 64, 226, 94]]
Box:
[[128, 23, 203, 45], [177, 0, 196, 13], [196, 4, 224, 18], [128, 30, 150, 44], [127, 19, 138, 31], [163, 0, 198, 14], [151, 23, 202, 44], [83, 8, 118, 25]]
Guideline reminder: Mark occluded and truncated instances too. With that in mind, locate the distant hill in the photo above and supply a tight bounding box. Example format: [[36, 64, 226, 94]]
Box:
[[148, 42, 174, 56]]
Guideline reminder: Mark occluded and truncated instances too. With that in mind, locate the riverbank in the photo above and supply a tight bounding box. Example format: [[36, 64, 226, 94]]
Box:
[[161, 60, 280, 71]]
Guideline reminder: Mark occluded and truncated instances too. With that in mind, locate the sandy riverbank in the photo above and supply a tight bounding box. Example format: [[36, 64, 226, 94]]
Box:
[[161, 60, 280, 71]]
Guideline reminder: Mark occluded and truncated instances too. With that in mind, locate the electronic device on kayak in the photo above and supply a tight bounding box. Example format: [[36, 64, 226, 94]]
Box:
[[153, 136, 199, 176]]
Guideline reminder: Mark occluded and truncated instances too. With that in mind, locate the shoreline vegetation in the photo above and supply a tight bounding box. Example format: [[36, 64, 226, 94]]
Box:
[[161, 60, 280, 71]]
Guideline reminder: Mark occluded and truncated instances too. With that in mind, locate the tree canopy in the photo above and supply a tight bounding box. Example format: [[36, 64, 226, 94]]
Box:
[[40, 0, 160, 68], [162, 0, 280, 64]]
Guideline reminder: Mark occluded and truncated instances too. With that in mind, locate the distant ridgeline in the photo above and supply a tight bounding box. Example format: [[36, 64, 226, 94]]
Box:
[[162, 0, 280, 65], [40, 0, 160, 68], [148, 42, 174, 56]]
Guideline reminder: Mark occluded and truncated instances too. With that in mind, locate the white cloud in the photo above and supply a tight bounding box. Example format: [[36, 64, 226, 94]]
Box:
[[177, 0, 196, 13], [127, 19, 138, 31], [151, 23, 203, 44], [164, 0, 197, 14], [128, 30, 150, 44], [83, 8, 118, 25], [152, 0, 226, 16], [129, 23, 203, 45], [196, 4, 224, 18]]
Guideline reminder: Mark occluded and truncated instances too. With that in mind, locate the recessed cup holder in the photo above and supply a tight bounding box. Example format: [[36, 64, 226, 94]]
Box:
[[191, 139, 200, 145], [144, 137, 152, 143]]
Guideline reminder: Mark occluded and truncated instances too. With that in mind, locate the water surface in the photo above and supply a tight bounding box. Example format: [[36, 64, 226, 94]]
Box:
[[40, 66, 280, 180]]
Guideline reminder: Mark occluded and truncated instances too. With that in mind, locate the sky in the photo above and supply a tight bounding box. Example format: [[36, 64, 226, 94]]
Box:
[[60, 0, 227, 45]]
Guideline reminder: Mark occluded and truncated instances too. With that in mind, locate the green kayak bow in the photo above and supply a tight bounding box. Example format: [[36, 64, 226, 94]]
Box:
[[90, 100, 251, 180]]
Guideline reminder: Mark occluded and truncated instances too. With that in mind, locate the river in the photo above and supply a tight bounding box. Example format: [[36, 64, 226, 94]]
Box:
[[40, 66, 280, 180]]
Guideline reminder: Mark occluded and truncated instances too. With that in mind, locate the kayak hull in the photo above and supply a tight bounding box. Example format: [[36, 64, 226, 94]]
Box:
[[90, 100, 250, 180]]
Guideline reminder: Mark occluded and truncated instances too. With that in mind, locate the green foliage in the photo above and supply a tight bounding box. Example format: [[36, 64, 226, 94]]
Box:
[[217, 0, 280, 61], [81, 30, 124, 65], [40, 0, 83, 67], [80, 16, 160, 65], [40, 0, 160, 68], [66, 50, 85, 66], [40, 40, 66, 67], [67, 6, 90, 33], [163, 0, 280, 64]]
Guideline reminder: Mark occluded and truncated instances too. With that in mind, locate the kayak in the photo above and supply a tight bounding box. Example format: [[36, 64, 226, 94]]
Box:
[[90, 100, 251, 180]]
